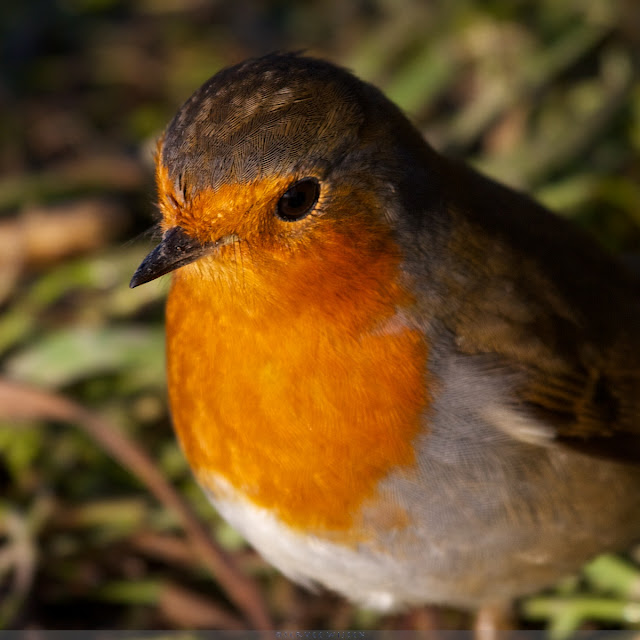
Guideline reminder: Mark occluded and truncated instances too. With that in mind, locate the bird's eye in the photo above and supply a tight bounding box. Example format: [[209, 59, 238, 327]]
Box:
[[276, 178, 320, 221]]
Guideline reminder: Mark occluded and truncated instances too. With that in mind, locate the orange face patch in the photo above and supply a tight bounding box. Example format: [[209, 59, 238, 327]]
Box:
[[159, 157, 430, 537], [156, 160, 304, 248]]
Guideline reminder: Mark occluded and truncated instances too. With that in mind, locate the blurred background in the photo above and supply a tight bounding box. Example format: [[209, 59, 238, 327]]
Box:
[[1, 0, 640, 633]]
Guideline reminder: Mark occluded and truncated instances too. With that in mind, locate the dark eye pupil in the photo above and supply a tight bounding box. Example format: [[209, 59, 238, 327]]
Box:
[[284, 189, 307, 210], [277, 178, 320, 221]]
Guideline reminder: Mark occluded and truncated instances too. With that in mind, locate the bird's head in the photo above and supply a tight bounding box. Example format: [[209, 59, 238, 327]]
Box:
[[130, 53, 437, 320]]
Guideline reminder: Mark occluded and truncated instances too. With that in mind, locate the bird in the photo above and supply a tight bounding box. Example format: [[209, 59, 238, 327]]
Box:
[[130, 52, 640, 626]]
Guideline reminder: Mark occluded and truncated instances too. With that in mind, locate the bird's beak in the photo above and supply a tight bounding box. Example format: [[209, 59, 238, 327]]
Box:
[[130, 226, 208, 288]]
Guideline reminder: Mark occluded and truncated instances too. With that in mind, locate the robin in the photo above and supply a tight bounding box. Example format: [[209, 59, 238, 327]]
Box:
[[131, 53, 640, 624]]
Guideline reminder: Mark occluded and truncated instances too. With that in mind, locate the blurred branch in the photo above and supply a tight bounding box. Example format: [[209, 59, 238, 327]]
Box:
[[95, 578, 246, 629], [0, 377, 273, 630]]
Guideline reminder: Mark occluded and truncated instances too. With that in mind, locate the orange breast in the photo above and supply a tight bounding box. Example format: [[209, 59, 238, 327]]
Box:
[[165, 222, 429, 535]]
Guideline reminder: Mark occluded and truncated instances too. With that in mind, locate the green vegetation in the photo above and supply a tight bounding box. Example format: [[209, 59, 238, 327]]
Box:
[[1, 0, 639, 632]]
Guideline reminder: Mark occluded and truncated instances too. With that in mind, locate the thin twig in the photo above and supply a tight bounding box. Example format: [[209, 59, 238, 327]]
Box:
[[0, 377, 273, 629]]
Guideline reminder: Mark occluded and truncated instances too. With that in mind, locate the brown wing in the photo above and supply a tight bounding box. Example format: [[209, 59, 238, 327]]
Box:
[[418, 155, 640, 463]]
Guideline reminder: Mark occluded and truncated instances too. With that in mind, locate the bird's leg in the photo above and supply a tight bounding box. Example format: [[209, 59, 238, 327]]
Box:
[[474, 602, 515, 640]]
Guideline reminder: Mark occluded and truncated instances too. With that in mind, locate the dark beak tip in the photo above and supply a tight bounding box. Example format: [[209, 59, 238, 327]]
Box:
[[129, 226, 207, 289], [129, 262, 154, 288], [129, 251, 163, 289]]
